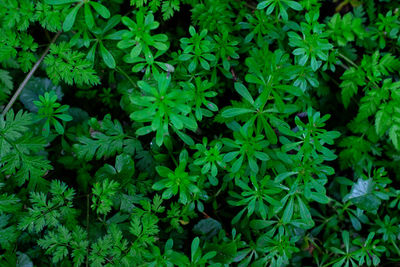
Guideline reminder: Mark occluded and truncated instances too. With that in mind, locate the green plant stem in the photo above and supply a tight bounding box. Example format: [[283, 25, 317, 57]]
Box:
[[168, 151, 178, 167], [116, 66, 137, 89], [338, 53, 358, 68], [1, 31, 61, 117], [391, 239, 400, 255]]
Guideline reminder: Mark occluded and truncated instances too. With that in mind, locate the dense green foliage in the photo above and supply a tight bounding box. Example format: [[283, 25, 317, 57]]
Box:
[[1, 0, 400, 266]]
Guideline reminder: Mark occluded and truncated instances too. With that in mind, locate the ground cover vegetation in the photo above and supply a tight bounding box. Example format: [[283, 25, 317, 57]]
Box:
[[1, 0, 400, 266]]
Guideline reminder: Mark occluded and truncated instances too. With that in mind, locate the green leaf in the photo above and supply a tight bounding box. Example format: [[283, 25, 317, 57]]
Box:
[[63, 4, 81, 31], [17, 252, 33, 267], [223, 151, 239, 162], [179, 54, 192, 61], [132, 63, 146, 72], [261, 116, 277, 144], [375, 109, 391, 137], [234, 83, 254, 104], [136, 126, 152, 136], [349, 213, 361, 231], [84, 3, 95, 29], [156, 166, 171, 177], [276, 85, 303, 96], [170, 114, 183, 129], [53, 119, 64, 135], [153, 42, 168, 51], [340, 67, 363, 108], [130, 44, 142, 58], [90, 2, 110, 19], [286, 0, 303, 11], [297, 196, 313, 227], [115, 154, 134, 176], [73, 115, 130, 161], [248, 157, 258, 173], [275, 172, 297, 183], [99, 42, 116, 69], [191, 237, 200, 260], [231, 156, 243, 173], [249, 220, 275, 230], [152, 180, 166, 190], [344, 178, 381, 213], [389, 125, 400, 150], [254, 151, 269, 161], [179, 115, 197, 131], [176, 130, 194, 146], [199, 57, 210, 70], [282, 197, 294, 223], [257, 1, 270, 9], [193, 218, 222, 239], [56, 113, 73, 122], [222, 108, 253, 118], [310, 192, 330, 204], [19, 77, 63, 112]]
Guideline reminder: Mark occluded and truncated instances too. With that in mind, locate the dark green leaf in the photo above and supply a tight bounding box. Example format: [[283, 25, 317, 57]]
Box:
[[63, 4, 81, 31], [90, 2, 110, 18], [99, 42, 116, 69]]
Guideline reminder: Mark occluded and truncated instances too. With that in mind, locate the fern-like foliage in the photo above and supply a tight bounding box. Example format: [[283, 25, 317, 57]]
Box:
[[0, 69, 13, 104], [44, 42, 100, 86], [1, 0, 400, 266], [0, 183, 20, 213], [0, 110, 52, 188], [89, 224, 132, 266], [0, 214, 19, 250], [33, 2, 64, 32], [38, 225, 88, 265], [73, 114, 141, 161], [18, 180, 77, 233], [130, 0, 180, 20], [0, 183, 20, 251]]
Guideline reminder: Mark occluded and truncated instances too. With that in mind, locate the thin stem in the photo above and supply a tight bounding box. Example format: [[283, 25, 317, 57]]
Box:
[[44, 30, 51, 43], [244, 2, 257, 10], [116, 66, 137, 89], [168, 150, 178, 167], [338, 53, 358, 68], [391, 239, 400, 255], [338, 63, 349, 70], [323, 256, 342, 267], [335, 0, 350, 13], [2, 31, 61, 117], [234, 0, 256, 10]]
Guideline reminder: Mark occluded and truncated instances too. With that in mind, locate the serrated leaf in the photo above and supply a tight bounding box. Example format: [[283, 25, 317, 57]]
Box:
[[19, 77, 63, 112], [375, 109, 391, 137], [389, 125, 400, 150]]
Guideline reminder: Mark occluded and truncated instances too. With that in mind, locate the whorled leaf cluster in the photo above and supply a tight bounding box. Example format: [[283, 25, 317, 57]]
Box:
[[1, 0, 400, 266]]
